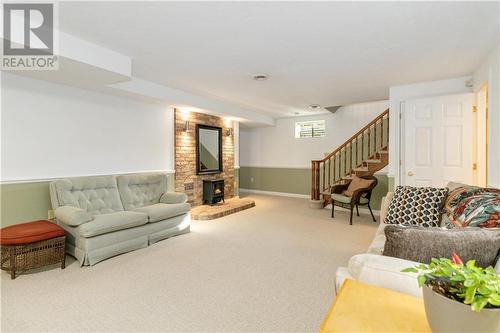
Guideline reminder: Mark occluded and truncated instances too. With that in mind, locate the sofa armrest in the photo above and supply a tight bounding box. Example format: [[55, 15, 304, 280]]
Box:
[[348, 253, 422, 298], [379, 191, 394, 223], [160, 192, 188, 204], [55, 206, 93, 226]]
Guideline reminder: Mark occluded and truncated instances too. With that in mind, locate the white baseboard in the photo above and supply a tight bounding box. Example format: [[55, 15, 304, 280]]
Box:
[[239, 188, 310, 199]]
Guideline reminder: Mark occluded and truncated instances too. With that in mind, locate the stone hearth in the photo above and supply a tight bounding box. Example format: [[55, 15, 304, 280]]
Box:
[[191, 198, 255, 220]]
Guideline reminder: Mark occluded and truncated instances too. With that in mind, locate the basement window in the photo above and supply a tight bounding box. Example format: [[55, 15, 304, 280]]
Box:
[[295, 120, 325, 138]]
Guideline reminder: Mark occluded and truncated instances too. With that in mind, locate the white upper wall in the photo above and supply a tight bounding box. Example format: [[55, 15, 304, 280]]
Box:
[[473, 44, 500, 187], [240, 100, 388, 169], [1, 73, 175, 182]]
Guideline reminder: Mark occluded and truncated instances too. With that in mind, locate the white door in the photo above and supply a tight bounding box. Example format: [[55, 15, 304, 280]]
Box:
[[403, 93, 474, 187]]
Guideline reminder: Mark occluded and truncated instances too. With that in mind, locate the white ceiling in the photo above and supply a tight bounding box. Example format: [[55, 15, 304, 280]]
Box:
[[59, 1, 499, 118]]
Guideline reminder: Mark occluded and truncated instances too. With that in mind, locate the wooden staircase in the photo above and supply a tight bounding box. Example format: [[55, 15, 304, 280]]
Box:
[[311, 109, 389, 205]]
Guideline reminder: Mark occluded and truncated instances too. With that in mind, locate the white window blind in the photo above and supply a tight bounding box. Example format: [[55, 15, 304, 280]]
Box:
[[295, 120, 325, 138]]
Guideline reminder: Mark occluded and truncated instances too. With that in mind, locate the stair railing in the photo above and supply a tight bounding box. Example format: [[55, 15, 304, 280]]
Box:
[[311, 108, 389, 200]]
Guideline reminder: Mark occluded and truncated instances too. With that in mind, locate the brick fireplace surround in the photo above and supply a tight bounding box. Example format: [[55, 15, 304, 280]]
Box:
[[174, 109, 235, 206]]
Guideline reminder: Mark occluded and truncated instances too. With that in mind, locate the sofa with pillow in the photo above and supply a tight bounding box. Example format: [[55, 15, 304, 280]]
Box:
[[49, 173, 191, 266], [335, 182, 500, 298]]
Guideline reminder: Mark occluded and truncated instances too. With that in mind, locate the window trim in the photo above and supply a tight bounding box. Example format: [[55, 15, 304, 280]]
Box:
[[294, 119, 326, 139]]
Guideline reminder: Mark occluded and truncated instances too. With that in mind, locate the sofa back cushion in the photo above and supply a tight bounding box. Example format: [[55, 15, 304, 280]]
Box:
[[117, 173, 168, 210], [52, 176, 124, 216], [383, 225, 500, 268], [444, 185, 500, 228], [385, 186, 448, 227]]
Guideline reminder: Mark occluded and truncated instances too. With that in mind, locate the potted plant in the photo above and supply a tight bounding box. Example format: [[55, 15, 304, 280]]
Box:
[[403, 253, 499, 333]]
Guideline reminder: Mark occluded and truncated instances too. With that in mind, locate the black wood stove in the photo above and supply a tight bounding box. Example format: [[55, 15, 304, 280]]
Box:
[[203, 179, 225, 205]]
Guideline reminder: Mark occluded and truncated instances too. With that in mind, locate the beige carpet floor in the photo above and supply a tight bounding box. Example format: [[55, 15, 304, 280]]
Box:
[[1, 194, 378, 333]]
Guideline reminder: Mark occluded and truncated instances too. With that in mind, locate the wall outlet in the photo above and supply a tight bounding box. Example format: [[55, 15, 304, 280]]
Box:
[[47, 210, 55, 220], [250, 177, 254, 183]]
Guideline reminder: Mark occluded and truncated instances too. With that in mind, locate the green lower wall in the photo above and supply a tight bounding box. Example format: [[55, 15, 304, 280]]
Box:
[[0, 174, 176, 227], [388, 176, 395, 192], [239, 166, 388, 210], [1, 182, 52, 227], [240, 167, 311, 195], [234, 168, 239, 197]]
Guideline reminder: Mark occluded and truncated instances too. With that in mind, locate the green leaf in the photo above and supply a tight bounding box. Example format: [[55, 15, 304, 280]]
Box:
[[402, 267, 418, 273], [450, 275, 465, 282], [418, 275, 427, 288], [488, 294, 500, 306], [464, 287, 477, 304], [464, 279, 476, 287], [471, 296, 488, 312], [466, 260, 477, 269]]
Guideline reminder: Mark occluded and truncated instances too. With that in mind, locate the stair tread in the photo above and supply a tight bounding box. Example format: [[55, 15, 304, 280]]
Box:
[[354, 167, 369, 171], [378, 150, 388, 154], [365, 159, 382, 163]]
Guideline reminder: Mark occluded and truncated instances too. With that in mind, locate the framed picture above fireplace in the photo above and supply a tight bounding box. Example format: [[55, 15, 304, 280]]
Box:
[[196, 124, 223, 174]]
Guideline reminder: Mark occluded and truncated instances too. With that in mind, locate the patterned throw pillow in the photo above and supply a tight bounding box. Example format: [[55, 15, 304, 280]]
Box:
[[385, 186, 448, 227], [445, 186, 500, 228]]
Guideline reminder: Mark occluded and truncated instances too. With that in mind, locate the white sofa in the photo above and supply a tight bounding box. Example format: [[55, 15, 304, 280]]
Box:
[[335, 190, 500, 298]]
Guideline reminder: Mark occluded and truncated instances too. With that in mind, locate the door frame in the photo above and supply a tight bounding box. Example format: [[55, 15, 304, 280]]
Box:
[[474, 83, 488, 186], [398, 93, 475, 187]]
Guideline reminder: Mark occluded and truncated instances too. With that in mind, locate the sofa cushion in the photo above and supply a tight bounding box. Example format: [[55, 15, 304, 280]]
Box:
[[117, 174, 168, 210], [55, 206, 94, 226], [331, 193, 368, 204], [77, 211, 148, 238], [348, 253, 422, 298], [134, 203, 191, 223], [335, 267, 352, 294], [52, 176, 124, 215], [379, 192, 394, 223], [385, 186, 448, 227], [382, 225, 500, 267], [160, 192, 188, 204], [367, 223, 388, 254]]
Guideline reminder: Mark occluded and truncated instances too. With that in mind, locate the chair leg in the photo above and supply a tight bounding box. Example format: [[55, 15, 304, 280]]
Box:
[[368, 203, 376, 222], [349, 206, 354, 225], [356, 205, 360, 216], [331, 201, 335, 218]]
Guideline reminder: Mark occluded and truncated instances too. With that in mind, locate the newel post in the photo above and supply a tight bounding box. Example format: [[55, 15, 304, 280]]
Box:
[[311, 160, 320, 200]]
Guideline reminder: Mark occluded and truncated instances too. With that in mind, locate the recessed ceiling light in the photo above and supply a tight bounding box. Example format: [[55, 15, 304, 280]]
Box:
[[252, 73, 269, 81], [309, 104, 322, 110]]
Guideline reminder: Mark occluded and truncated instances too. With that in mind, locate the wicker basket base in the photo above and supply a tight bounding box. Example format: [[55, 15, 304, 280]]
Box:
[[1, 236, 66, 279]]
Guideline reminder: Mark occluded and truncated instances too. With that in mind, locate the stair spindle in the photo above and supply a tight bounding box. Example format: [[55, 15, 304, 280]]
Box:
[[368, 125, 371, 158], [361, 131, 365, 162], [327, 158, 331, 189], [322, 162, 326, 192]]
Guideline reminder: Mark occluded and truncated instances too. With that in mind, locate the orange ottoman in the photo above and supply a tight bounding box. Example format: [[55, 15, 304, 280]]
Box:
[[0, 220, 66, 279]]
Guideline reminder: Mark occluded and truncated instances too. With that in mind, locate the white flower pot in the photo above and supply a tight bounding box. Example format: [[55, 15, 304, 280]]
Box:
[[423, 285, 500, 333]]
